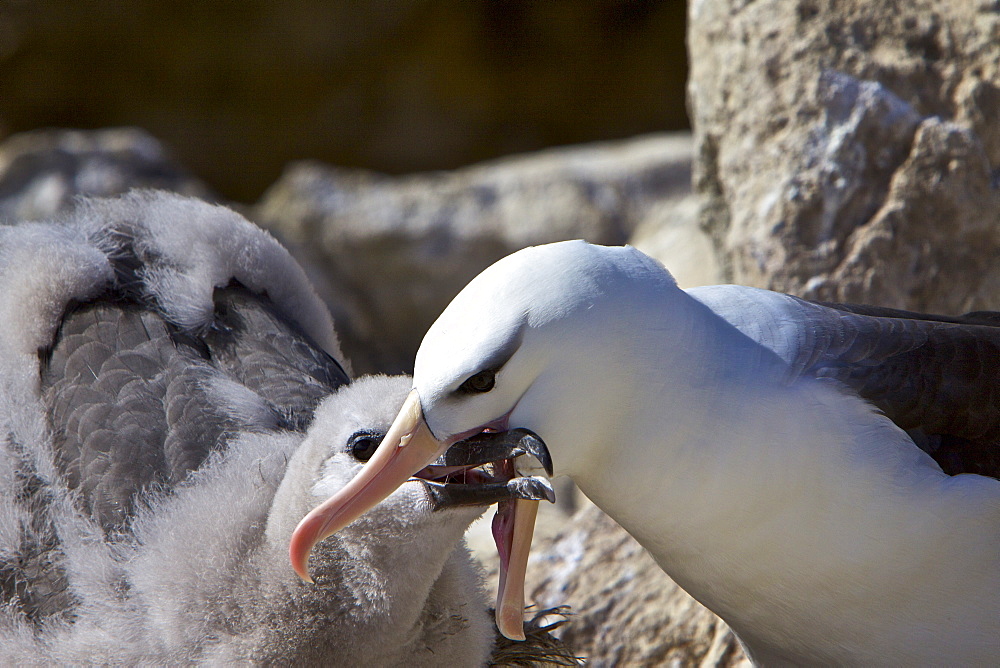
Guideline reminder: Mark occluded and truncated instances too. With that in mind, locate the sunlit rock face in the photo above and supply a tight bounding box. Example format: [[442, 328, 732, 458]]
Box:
[[689, 0, 1000, 313]]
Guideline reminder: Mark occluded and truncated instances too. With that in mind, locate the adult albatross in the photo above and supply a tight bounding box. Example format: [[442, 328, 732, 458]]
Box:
[[292, 239, 1000, 664]]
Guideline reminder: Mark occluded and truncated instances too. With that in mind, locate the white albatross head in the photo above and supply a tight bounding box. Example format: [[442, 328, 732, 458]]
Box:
[[413, 240, 677, 461], [290, 240, 682, 639]]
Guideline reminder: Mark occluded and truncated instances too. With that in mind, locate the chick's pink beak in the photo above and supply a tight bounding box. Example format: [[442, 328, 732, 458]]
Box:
[[289, 389, 447, 582]]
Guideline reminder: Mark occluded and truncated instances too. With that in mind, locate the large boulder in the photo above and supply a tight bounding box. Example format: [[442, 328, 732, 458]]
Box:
[[255, 133, 700, 373], [688, 0, 1000, 312]]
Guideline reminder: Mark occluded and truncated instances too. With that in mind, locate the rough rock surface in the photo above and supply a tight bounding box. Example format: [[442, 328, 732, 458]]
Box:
[[478, 503, 750, 667], [0, 128, 211, 223], [256, 133, 698, 373], [689, 0, 1000, 313]]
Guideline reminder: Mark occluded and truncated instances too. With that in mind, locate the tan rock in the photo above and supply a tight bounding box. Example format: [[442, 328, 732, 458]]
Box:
[[255, 133, 695, 373], [631, 192, 720, 288], [689, 0, 1000, 312]]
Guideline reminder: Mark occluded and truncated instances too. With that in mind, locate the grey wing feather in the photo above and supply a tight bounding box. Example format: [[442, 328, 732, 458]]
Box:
[[688, 285, 1000, 478], [40, 286, 349, 534], [43, 304, 226, 530], [202, 286, 349, 430], [803, 300, 1000, 477]]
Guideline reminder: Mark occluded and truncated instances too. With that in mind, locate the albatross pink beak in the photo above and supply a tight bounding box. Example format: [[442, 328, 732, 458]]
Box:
[[289, 389, 447, 582]]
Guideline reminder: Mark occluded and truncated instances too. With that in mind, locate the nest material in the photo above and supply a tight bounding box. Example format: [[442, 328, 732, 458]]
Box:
[[488, 606, 584, 666]]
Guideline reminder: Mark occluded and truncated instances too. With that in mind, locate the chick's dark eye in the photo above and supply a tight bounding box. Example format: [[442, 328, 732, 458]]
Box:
[[347, 430, 382, 462], [459, 369, 496, 393]]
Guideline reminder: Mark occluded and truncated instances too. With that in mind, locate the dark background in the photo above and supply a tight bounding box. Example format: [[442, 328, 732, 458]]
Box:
[[0, 0, 689, 202]]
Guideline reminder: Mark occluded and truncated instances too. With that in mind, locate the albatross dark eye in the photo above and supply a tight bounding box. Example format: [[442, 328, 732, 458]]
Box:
[[459, 369, 496, 393], [346, 430, 382, 462]]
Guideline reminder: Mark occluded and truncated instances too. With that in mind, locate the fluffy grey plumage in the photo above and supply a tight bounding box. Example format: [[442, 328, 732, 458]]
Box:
[[0, 192, 494, 664]]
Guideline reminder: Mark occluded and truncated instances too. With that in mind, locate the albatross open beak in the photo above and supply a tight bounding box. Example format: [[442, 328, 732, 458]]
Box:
[[289, 388, 546, 641], [289, 389, 446, 582]]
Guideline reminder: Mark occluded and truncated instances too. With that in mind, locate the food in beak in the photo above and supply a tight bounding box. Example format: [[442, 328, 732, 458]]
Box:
[[288, 393, 554, 640], [418, 429, 555, 509], [421, 474, 554, 508]]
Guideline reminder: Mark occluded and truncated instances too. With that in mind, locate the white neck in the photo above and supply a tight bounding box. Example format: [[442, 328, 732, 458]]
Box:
[[552, 291, 1000, 664]]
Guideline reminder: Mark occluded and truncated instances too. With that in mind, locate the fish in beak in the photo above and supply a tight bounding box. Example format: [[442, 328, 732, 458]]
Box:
[[289, 389, 555, 641]]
